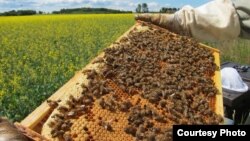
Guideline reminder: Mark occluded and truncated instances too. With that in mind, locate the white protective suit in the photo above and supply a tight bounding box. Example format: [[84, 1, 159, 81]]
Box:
[[175, 0, 250, 41], [136, 0, 250, 42]]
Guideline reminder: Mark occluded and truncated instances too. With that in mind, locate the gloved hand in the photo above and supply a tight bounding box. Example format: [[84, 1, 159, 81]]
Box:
[[135, 0, 241, 42], [135, 14, 188, 36], [0, 117, 29, 141]]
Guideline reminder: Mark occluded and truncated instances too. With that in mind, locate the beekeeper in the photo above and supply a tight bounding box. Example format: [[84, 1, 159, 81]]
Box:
[[136, 0, 250, 42]]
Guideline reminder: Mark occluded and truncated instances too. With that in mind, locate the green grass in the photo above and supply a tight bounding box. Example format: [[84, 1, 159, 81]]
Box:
[[0, 14, 135, 121], [207, 39, 250, 65]]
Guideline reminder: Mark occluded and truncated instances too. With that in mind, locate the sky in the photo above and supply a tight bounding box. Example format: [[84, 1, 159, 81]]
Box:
[[0, 0, 211, 12]]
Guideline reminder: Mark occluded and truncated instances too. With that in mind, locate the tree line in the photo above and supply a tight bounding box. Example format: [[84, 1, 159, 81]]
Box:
[[159, 7, 180, 13], [0, 10, 44, 16], [0, 4, 179, 16], [135, 3, 179, 13], [0, 8, 132, 16], [52, 7, 132, 14]]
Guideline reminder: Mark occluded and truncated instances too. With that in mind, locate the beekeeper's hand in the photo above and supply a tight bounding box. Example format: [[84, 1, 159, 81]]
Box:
[[136, 0, 250, 42], [0, 117, 29, 141], [135, 14, 186, 36]]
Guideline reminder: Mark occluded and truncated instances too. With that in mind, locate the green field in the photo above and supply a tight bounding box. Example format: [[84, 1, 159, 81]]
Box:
[[209, 39, 250, 65], [0, 14, 249, 122], [0, 14, 134, 121]]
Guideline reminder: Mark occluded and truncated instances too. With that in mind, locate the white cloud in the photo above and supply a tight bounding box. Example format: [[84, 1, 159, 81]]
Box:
[[38, 0, 85, 6], [42, 0, 84, 3], [0, 0, 8, 4]]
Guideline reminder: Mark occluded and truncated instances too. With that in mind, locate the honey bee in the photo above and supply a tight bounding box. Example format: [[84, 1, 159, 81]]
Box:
[[61, 122, 71, 130], [145, 121, 154, 128], [51, 129, 64, 138], [135, 128, 145, 140], [98, 98, 106, 109], [86, 69, 98, 79], [124, 125, 137, 137], [147, 132, 156, 141], [119, 101, 132, 112], [67, 110, 77, 118], [92, 57, 104, 64], [47, 100, 58, 109], [48, 121, 56, 128], [63, 134, 72, 141], [82, 98, 93, 105], [57, 106, 69, 113], [155, 115, 166, 123]]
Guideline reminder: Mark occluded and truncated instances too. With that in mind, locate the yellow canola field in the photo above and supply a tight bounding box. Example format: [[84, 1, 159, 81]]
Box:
[[0, 14, 134, 121]]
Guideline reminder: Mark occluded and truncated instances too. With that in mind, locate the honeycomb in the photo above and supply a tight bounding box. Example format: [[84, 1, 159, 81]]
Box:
[[42, 22, 223, 141]]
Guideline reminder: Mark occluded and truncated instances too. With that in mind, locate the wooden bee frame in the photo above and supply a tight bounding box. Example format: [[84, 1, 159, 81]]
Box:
[[18, 22, 224, 140]]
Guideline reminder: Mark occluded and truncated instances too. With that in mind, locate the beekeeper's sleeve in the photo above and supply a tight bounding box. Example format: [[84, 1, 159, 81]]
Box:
[[233, 0, 250, 39], [175, 0, 250, 42]]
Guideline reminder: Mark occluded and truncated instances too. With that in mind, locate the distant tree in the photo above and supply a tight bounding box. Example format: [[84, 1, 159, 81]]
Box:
[[6, 10, 17, 16], [160, 7, 179, 13], [38, 11, 43, 14], [136, 4, 142, 13], [160, 7, 167, 13], [52, 11, 60, 14], [169, 8, 173, 13], [142, 3, 149, 13], [0, 10, 36, 16], [18, 10, 36, 15]]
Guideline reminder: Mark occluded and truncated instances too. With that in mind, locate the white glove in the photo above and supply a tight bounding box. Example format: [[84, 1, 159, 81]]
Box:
[[135, 14, 188, 36], [136, 0, 241, 42]]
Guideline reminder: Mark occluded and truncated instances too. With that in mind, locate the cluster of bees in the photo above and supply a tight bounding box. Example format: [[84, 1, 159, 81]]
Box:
[[46, 23, 223, 141], [47, 94, 95, 139], [124, 105, 173, 140]]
